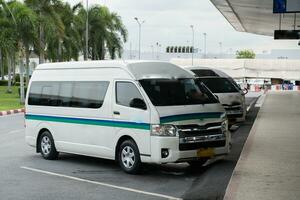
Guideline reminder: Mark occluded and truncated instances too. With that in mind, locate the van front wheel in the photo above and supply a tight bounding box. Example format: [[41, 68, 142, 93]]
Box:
[[118, 140, 141, 174], [39, 131, 59, 160]]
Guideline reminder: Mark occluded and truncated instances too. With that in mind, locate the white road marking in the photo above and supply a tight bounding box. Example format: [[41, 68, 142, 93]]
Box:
[[21, 166, 182, 200], [8, 129, 24, 134], [255, 94, 266, 108], [246, 98, 258, 113]]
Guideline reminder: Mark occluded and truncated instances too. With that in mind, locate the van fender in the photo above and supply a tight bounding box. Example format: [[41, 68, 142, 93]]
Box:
[[113, 128, 150, 159], [34, 121, 56, 145]]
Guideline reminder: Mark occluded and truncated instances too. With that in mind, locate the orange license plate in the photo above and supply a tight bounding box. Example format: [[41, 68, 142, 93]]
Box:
[[197, 148, 215, 158]]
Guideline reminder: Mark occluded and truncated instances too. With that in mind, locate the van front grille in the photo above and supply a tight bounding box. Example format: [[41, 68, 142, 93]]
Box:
[[177, 122, 226, 151]]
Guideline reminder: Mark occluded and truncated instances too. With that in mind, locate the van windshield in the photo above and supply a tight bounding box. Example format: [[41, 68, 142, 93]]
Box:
[[198, 77, 239, 93], [139, 78, 219, 106]]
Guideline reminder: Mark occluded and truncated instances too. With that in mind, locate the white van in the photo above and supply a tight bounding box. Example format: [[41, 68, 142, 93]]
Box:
[[25, 61, 230, 174], [184, 66, 247, 124]]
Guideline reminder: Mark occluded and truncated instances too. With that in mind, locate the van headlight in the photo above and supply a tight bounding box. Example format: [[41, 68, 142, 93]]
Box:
[[220, 112, 226, 119], [221, 120, 228, 132], [151, 124, 177, 137]]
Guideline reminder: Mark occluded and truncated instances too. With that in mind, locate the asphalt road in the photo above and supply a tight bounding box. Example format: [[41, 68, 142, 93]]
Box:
[[0, 97, 260, 200]]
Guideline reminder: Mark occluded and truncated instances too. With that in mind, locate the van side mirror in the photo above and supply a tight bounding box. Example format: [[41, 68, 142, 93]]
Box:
[[242, 88, 248, 95], [129, 98, 147, 110]]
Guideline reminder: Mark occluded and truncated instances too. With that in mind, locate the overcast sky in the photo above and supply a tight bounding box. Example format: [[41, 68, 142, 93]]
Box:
[[67, 0, 298, 54]]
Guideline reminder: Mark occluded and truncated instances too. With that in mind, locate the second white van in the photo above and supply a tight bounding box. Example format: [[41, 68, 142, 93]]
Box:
[[25, 61, 231, 174], [184, 66, 247, 124]]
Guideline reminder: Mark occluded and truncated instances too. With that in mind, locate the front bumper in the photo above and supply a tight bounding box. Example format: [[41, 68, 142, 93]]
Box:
[[224, 105, 246, 123], [148, 131, 231, 164]]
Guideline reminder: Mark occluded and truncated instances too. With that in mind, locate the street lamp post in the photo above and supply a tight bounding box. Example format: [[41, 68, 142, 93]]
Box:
[[85, 0, 89, 60], [203, 33, 207, 58], [190, 25, 194, 65], [134, 17, 145, 60], [156, 42, 161, 60], [219, 42, 222, 58], [129, 42, 132, 59], [151, 45, 154, 59]]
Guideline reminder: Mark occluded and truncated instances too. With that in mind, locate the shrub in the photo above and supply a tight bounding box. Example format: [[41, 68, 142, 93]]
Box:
[[0, 80, 8, 86]]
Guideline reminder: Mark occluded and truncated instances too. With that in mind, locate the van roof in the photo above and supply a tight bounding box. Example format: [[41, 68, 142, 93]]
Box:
[[182, 66, 230, 78], [35, 60, 194, 80]]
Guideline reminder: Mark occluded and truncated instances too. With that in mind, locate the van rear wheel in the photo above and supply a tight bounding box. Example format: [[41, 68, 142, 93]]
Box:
[[39, 131, 59, 160], [118, 140, 141, 174]]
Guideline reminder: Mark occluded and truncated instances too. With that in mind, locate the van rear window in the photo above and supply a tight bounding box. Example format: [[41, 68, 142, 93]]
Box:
[[28, 81, 109, 108]]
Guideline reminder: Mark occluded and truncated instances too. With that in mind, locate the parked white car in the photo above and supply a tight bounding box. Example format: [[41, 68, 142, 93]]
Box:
[[184, 66, 247, 124]]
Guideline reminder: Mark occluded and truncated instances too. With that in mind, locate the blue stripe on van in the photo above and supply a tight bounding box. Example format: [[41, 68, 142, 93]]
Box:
[[25, 114, 151, 130]]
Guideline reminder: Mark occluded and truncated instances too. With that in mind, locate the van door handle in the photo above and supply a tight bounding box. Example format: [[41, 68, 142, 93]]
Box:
[[113, 111, 120, 115]]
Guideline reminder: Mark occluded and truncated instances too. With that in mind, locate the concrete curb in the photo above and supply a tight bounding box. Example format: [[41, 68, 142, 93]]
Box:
[[0, 108, 25, 116], [224, 93, 268, 200]]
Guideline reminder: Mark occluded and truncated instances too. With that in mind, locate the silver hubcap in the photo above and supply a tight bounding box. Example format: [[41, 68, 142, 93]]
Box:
[[41, 136, 51, 155], [121, 146, 135, 169]]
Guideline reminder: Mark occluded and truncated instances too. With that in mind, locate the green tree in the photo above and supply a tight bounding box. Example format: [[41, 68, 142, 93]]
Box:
[[106, 12, 128, 59], [236, 49, 256, 59], [0, 0, 17, 93], [80, 6, 128, 60], [1, 0, 128, 71], [47, 2, 82, 62], [9, 0, 37, 88], [25, 0, 65, 64]]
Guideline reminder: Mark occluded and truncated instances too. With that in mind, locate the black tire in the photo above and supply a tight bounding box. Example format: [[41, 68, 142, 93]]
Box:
[[39, 131, 59, 160], [118, 140, 142, 174], [188, 158, 209, 168]]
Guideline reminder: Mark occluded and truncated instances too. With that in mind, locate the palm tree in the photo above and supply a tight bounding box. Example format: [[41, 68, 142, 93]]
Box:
[[0, 0, 17, 93], [47, 2, 82, 62], [25, 0, 64, 64], [1, 1, 37, 100], [2, 1, 127, 72], [106, 12, 128, 59], [9, 1, 37, 87], [78, 5, 128, 60], [74, 5, 88, 60]]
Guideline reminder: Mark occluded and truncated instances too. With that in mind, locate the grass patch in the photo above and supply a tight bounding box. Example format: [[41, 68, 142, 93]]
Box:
[[0, 86, 23, 111]]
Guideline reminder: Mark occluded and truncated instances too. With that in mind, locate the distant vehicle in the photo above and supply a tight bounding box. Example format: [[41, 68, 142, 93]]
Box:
[[25, 61, 231, 174], [184, 66, 245, 92], [184, 66, 247, 124]]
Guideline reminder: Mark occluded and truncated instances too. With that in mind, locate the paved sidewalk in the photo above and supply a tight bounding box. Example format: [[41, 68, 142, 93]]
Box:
[[224, 91, 300, 200]]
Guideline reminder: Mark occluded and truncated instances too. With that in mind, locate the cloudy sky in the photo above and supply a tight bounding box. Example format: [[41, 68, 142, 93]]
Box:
[[67, 0, 298, 54]]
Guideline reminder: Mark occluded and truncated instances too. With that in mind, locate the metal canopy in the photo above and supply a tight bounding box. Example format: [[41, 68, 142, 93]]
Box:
[[210, 0, 300, 36]]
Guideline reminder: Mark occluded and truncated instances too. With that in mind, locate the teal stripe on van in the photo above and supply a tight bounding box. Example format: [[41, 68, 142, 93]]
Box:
[[25, 114, 150, 130], [160, 112, 224, 123]]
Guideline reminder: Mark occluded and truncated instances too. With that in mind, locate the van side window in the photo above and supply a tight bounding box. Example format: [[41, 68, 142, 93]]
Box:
[[59, 82, 73, 107], [41, 83, 60, 106], [28, 82, 42, 105], [116, 82, 144, 108], [28, 82, 59, 106], [28, 81, 109, 109], [71, 82, 109, 108]]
